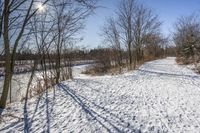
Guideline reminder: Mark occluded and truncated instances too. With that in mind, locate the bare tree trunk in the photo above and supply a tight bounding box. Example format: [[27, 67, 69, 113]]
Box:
[[55, 31, 61, 84], [0, 0, 11, 109], [128, 43, 132, 68], [118, 0, 136, 69], [10, 77, 12, 103], [0, 60, 11, 108]]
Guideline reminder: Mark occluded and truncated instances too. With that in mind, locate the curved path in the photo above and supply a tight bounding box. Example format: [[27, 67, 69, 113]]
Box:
[[1, 57, 200, 133]]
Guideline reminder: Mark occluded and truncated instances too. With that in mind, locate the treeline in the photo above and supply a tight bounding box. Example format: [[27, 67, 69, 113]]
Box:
[[0, 50, 96, 61], [0, 48, 131, 62]]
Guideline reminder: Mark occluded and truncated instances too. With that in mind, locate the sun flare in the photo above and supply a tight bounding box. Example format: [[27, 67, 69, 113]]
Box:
[[36, 3, 45, 12]]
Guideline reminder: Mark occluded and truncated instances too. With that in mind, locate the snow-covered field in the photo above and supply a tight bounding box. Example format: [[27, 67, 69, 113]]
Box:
[[1, 57, 200, 133]]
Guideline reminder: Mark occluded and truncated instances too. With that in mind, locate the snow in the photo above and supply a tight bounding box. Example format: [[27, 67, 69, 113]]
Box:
[[1, 57, 200, 132], [0, 64, 91, 102]]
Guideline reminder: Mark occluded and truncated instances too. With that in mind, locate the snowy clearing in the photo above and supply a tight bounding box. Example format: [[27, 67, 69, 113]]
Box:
[[1, 57, 200, 133]]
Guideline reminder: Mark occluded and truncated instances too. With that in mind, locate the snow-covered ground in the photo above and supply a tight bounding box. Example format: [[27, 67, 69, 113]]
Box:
[[1, 57, 200, 133]]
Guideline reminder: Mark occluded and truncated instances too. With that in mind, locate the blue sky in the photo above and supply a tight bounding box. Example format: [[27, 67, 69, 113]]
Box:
[[78, 0, 200, 48]]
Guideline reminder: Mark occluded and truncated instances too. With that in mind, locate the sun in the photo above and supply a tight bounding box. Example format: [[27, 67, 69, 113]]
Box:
[[36, 3, 46, 12]]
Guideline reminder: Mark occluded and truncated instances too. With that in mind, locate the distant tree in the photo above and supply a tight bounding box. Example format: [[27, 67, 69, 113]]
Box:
[[144, 33, 167, 59], [101, 17, 122, 67]]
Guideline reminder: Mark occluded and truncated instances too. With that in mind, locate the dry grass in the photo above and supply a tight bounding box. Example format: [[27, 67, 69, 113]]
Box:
[[82, 56, 166, 76], [28, 77, 56, 98], [82, 64, 124, 76], [83, 62, 139, 76], [176, 56, 196, 65]]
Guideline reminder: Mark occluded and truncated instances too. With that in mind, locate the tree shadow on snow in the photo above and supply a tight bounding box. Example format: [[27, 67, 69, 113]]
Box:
[[23, 87, 56, 133], [58, 83, 138, 132], [137, 69, 200, 79], [0, 81, 139, 132]]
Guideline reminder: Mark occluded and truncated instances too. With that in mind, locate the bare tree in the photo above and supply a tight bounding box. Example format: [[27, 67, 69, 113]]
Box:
[[24, 0, 96, 97], [113, 0, 162, 68], [117, 0, 136, 69], [133, 5, 162, 62], [50, 0, 96, 83], [101, 17, 122, 67]]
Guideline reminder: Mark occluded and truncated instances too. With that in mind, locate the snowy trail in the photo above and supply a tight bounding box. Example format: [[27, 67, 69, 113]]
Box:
[[1, 57, 200, 133]]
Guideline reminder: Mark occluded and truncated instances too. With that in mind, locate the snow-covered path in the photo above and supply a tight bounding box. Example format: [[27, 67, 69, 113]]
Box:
[[1, 57, 200, 133]]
